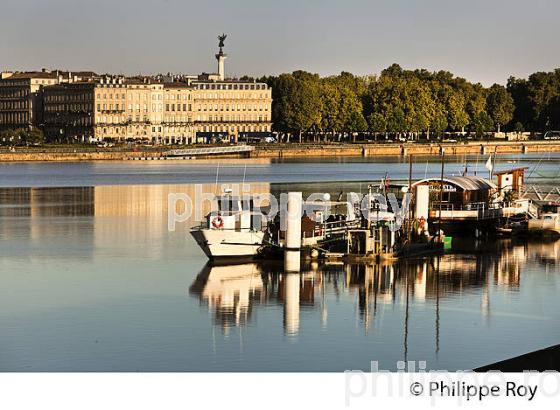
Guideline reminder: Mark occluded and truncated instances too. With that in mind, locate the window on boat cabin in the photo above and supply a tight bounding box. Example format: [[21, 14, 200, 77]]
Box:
[[217, 198, 241, 213], [241, 199, 255, 211]]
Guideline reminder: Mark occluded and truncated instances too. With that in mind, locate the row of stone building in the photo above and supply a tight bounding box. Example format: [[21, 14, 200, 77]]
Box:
[[0, 43, 273, 144]]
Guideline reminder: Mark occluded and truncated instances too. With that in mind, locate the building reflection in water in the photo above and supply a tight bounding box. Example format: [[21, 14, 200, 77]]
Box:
[[0, 182, 271, 260], [0, 187, 96, 255], [189, 238, 560, 349]]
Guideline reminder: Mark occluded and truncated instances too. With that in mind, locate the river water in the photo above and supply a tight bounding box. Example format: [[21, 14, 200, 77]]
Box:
[[1, 155, 559, 371]]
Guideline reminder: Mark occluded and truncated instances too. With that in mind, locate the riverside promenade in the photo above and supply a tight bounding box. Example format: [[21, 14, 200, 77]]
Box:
[[2, 141, 560, 162]]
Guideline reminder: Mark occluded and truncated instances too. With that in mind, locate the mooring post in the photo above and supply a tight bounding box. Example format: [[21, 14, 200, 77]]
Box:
[[284, 273, 300, 335], [285, 192, 302, 272]]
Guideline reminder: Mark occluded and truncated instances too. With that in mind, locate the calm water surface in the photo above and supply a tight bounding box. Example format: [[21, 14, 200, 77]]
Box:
[[1, 157, 560, 371], [1, 153, 560, 187]]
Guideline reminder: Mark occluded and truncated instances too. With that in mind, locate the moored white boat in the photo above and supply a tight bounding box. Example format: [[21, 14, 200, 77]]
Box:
[[528, 212, 560, 236], [191, 228, 265, 259], [190, 192, 267, 259]]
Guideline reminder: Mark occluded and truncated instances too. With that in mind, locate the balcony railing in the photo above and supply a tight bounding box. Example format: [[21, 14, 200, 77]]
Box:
[[431, 202, 502, 220]]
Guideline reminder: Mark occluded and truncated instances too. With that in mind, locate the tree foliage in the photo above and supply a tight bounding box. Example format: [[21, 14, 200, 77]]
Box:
[[0, 128, 45, 146], [507, 69, 560, 131], [486, 84, 514, 131], [263, 64, 559, 140]]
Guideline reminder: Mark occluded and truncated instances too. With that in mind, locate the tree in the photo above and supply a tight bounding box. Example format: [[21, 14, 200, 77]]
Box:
[[526, 70, 560, 129], [347, 111, 368, 133], [507, 77, 533, 131], [24, 129, 45, 145], [465, 83, 487, 126], [288, 71, 323, 142], [319, 81, 341, 134], [386, 107, 407, 135], [0, 129, 17, 146], [265, 71, 322, 142], [446, 90, 469, 131], [431, 108, 448, 139], [367, 112, 387, 136], [266, 65, 560, 141], [486, 84, 514, 132], [472, 112, 493, 139]]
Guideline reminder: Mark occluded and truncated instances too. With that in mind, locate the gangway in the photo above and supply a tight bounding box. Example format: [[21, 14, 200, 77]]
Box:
[[164, 145, 254, 157]]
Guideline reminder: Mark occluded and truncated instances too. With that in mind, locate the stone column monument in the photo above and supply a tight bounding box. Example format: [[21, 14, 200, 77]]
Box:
[[215, 33, 227, 81]]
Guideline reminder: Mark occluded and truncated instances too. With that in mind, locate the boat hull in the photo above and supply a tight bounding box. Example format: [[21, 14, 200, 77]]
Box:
[[191, 228, 265, 259], [528, 219, 560, 236]]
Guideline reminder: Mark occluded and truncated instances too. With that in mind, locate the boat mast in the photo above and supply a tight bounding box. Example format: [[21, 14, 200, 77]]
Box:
[[439, 148, 445, 232]]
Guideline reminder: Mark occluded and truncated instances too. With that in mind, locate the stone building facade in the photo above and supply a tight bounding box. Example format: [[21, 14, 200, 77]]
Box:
[[42, 76, 271, 144], [3, 40, 272, 144], [0, 70, 95, 132]]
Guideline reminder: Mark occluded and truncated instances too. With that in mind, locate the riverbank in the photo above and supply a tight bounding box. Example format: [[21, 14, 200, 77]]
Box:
[[475, 343, 560, 372], [253, 141, 560, 158], [2, 141, 560, 162]]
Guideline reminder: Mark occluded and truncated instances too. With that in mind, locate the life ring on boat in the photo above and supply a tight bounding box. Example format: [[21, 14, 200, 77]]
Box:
[[211, 215, 224, 229]]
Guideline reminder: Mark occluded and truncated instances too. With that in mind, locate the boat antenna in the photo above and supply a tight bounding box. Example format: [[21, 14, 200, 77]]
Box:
[[527, 151, 545, 180], [474, 153, 479, 176], [214, 163, 220, 193], [492, 147, 498, 180], [242, 164, 247, 191]]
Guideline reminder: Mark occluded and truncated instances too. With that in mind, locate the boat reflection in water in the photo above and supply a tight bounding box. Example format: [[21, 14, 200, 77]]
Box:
[[189, 263, 266, 332], [190, 237, 560, 344]]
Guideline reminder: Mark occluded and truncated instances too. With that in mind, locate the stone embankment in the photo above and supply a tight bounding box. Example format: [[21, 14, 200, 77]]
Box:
[[2, 141, 560, 162]]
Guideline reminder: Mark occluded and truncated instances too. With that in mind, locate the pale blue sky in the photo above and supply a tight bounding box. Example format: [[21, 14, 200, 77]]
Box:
[[1, 0, 558, 85]]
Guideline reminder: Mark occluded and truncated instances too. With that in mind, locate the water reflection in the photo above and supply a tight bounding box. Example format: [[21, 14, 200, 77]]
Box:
[[190, 237, 559, 344], [1, 184, 560, 371], [0, 183, 271, 260]]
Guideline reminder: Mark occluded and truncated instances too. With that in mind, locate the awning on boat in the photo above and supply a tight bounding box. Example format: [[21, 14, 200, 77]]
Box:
[[412, 176, 497, 191]]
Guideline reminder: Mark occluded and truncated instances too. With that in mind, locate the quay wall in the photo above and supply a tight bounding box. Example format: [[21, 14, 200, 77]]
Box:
[[253, 141, 560, 158], [0, 150, 164, 162], [3, 141, 560, 162]]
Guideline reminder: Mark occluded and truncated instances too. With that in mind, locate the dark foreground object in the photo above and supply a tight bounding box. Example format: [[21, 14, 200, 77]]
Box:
[[475, 344, 560, 372]]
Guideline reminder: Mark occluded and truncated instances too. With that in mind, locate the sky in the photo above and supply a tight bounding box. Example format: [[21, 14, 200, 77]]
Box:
[[1, 0, 559, 85]]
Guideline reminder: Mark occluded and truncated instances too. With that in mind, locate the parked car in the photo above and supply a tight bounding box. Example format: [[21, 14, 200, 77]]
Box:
[[543, 131, 560, 140]]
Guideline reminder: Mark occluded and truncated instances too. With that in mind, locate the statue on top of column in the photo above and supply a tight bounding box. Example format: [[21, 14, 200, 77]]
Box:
[[218, 34, 227, 52]]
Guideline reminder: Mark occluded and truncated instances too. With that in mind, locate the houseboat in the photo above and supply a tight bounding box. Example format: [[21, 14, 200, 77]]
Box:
[[410, 176, 500, 234]]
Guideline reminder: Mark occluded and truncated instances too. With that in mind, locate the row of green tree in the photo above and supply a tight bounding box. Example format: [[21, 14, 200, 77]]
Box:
[[0, 128, 45, 146], [260, 64, 560, 140]]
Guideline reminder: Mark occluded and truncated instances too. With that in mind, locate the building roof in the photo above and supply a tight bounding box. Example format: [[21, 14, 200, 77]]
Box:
[[1, 70, 98, 80], [493, 167, 529, 176], [2, 72, 58, 80], [412, 176, 497, 191], [163, 82, 193, 89]]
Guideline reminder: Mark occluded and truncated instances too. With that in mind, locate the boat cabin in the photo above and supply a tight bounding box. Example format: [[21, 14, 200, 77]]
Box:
[[494, 167, 528, 194], [412, 176, 497, 213], [207, 194, 266, 231]]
